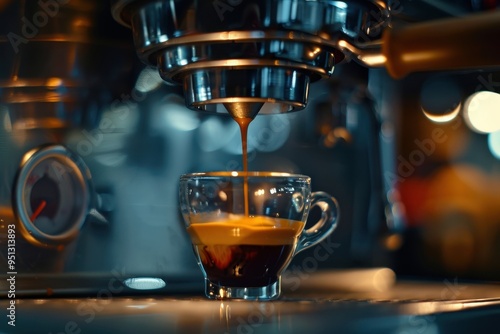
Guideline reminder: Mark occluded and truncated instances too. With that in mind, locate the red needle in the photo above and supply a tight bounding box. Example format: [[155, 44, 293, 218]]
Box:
[[30, 200, 47, 222]]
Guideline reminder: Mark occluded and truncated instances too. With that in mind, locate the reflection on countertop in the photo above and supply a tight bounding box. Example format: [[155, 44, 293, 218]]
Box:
[[4, 273, 500, 334]]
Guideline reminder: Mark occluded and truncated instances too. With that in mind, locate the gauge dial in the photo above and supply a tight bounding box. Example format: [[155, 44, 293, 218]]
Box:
[[14, 145, 93, 248]]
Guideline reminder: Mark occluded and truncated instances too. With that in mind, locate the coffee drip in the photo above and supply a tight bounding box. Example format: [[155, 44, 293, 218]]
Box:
[[223, 101, 265, 173], [223, 102, 265, 216]]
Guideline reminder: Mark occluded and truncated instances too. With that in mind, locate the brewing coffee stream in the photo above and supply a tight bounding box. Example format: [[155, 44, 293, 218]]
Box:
[[234, 117, 251, 175], [223, 102, 264, 216], [234, 117, 251, 216]]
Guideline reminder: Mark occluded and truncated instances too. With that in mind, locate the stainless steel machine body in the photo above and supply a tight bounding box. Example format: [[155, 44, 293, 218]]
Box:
[[111, 0, 389, 117]]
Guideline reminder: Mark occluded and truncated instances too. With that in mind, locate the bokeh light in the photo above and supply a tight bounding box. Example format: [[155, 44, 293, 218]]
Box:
[[420, 77, 462, 123], [463, 91, 500, 133], [488, 130, 500, 160], [135, 67, 164, 93]]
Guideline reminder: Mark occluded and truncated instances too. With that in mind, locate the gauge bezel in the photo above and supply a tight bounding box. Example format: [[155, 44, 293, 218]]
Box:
[[13, 144, 93, 248]]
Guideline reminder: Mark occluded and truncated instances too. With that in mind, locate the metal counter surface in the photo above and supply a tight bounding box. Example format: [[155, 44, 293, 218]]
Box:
[[3, 279, 500, 334]]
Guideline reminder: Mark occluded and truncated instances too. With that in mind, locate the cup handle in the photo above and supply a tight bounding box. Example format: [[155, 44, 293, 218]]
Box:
[[295, 192, 340, 254]]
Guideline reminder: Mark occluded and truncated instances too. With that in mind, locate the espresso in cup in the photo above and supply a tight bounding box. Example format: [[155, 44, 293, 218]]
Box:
[[179, 171, 339, 300], [187, 215, 305, 287]]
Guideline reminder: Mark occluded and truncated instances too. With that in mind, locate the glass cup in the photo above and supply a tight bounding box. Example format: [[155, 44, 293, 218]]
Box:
[[179, 171, 339, 300]]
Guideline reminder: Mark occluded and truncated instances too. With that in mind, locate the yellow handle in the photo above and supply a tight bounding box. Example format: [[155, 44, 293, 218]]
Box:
[[382, 11, 500, 79]]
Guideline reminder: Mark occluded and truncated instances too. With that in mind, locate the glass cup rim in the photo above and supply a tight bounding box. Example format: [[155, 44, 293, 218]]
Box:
[[180, 171, 311, 181]]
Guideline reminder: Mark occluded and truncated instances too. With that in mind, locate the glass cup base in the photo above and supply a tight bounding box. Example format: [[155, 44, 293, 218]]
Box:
[[205, 278, 281, 300]]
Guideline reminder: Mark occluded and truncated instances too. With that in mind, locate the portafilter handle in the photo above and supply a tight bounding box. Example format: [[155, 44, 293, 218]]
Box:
[[381, 10, 500, 78]]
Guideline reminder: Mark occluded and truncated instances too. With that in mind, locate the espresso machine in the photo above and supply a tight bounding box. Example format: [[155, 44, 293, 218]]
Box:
[[1, 0, 500, 300]]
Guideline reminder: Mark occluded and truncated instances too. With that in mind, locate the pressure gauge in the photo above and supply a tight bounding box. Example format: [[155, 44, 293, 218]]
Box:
[[14, 145, 93, 248]]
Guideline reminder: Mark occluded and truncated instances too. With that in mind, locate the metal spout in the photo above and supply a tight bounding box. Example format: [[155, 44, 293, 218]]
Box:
[[112, 0, 385, 114], [223, 102, 264, 119]]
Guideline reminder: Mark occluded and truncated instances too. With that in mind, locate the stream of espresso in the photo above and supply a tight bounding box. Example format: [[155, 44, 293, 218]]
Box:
[[234, 117, 252, 216]]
